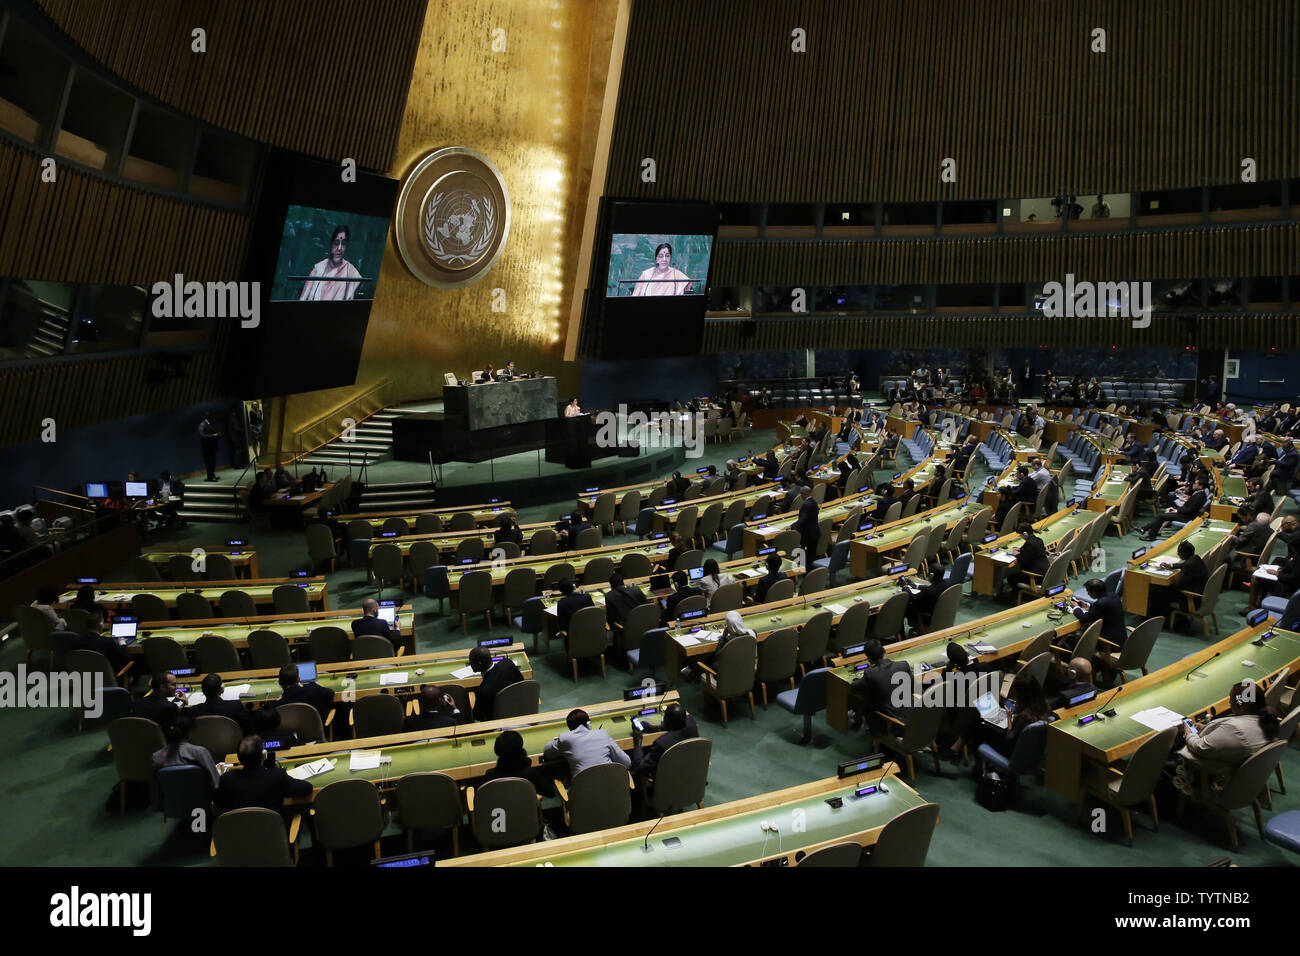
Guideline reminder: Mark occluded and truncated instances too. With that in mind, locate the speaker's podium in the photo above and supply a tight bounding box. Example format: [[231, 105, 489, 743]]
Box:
[[545, 414, 637, 469], [393, 376, 558, 464]]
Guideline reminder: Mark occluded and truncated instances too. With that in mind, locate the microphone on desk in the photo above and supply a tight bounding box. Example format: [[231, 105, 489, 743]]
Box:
[[1085, 684, 1124, 721], [1185, 651, 1221, 681], [643, 811, 667, 853]]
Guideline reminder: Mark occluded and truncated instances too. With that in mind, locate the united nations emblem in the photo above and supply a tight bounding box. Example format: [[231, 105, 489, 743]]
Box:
[[395, 148, 510, 288]]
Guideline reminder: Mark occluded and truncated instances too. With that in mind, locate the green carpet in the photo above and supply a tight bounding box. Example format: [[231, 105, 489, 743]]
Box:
[[3, 425, 1297, 866]]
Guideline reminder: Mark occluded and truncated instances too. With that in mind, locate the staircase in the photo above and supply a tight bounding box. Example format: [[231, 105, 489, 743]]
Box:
[[27, 307, 70, 357], [296, 410, 397, 469], [176, 483, 246, 523], [356, 480, 437, 512]]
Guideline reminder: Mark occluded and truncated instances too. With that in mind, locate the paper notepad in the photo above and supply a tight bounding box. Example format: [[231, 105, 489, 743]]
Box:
[[825, 603, 849, 616], [992, 552, 1017, 564], [1129, 706, 1185, 732], [379, 672, 409, 686], [969, 642, 997, 654], [221, 684, 252, 701], [675, 635, 702, 647], [1255, 565, 1280, 581], [349, 751, 383, 772], [449, 665, 476, 679], [288, 758, 336, 780], [736, 569, 761, 579]]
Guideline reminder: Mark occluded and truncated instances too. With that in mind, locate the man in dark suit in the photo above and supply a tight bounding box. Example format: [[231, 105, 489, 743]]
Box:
[[1234, 480, 1274, 526], [1048, 657, 1099, 710], [1013, 465, 1039, 508], [269, 664, 335, 719], [555, 578, 594, 633], [1160, 540, 1210, 618], [752, 553, 786, 604], [661, 570, 704, 624], [469, 645, 524, 721], [403, 685, 465, 732], [992, 486, 1017, 532], [896, 479, 919, 511], [1070, 578, 1127, 649], [759, 450, 779, 481], [216, 735, 313, 814], [952, 436, 980, 477], [1118, 436, 1147, 465], [1005, 523, 1049, 592], [187, 673, 255, 733], [630, 702, 699, 779], [1227, 513, 1274, 575], [132, 673, 184, 731], [667, 472, 691, 499], [1276, 515, 1300, 559], [66, 610, 132, 673], [1139, 477, 1207, 540], [873, 482, 900, 522], [848, 640, 914, 736], [1272, 440, 1299, 493], [792, 485, 821, 560], [603, 572, 647, 627], [351, 598, 399, 650]]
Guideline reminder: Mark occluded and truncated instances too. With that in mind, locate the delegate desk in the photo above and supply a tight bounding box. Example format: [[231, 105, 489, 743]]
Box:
[[56, 577, 330, 614], [261, 693, 679, 791], [1123, 517, 1237, 616], [128, 608, 414, 653], [741, 490, 876, 557], [849, 499, 970, 579], [335, 502, 515, 531], [651, 484, 782, 535], [1210, 467, 1249, 522], [971, 506, 1097, 596], [440, 539, 679, 608], [443, 770, 929, 867], [141, 545, 259, 578], [665, 570, 914, 676], [824, 594, 1080, 732], [262, 484, 336, 527], [1087, 464, 1132, 512], [196, 646, 531, 707], [539, 555, 806, 641], [1044, 623, 1300, 802]]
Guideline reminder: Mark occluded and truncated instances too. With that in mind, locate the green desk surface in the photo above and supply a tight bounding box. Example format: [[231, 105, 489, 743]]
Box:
[[58, 582, 326, 604], [222, 650, 529, 703], [1131, 519, 1237, 574], [656, 487, 772, 521], [981, 507, 1095, 554], [543, 558, 801, 614], [497, 776, 927, 867], [273, 697, 669, 785], [746, 492, 875, 534], [856, 499, 967, 550], [451, 542, 674, 588], [1216, 474, 1248, 503], [137, 612, 414, 647], [336, 506, 513, 525], [1052, 628, 1300, 752], [671, 576, 905, 653], [830, 596, 1076, 682], [142, 546, 256, 559], [1093, 465, 1133, 495]]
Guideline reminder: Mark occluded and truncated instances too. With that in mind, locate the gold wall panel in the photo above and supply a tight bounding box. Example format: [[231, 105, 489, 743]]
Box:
[[277, 0, 620, 435]]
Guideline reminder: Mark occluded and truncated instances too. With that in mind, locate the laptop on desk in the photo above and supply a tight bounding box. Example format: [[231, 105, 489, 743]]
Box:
[[648, 573, 673, 597]]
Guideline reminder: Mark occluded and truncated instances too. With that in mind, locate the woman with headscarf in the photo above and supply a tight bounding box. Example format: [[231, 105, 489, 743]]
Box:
[[715, 610, 756, 651]]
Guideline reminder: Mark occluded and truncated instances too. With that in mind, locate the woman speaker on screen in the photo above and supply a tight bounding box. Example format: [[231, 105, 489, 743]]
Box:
[[632, 243, 692, 296]]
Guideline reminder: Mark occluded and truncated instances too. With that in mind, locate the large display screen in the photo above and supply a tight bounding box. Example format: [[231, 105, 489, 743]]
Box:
[[606, 233, 712, 297], [270, 205, 390, 302], [585, 201, 720, 360], [223, 151, 399, 397]]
